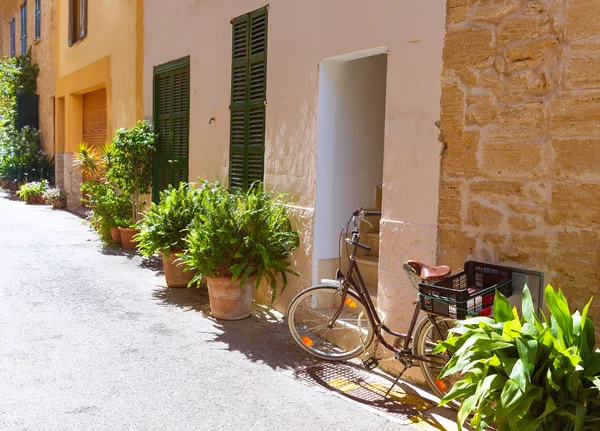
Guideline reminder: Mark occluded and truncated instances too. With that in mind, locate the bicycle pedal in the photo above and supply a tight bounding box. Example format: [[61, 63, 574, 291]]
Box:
[[363, 357, 379, 370]]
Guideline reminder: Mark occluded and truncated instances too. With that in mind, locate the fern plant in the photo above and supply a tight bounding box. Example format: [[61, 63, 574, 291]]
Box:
[[135, 183, 203, 258], [180, 181, 300, 300]]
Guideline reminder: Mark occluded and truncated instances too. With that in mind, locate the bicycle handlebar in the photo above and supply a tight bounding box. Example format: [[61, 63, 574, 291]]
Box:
[[345, 237, 371, 251]]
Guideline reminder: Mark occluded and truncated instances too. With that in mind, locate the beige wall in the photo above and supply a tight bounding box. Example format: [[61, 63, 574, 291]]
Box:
[[438, 0, 600, 324], [0, 0, 56, 157], [144, 1, 446, 339]]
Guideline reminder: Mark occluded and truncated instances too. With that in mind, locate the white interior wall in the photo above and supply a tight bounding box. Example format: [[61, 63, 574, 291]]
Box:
[[314, 53, 387, 267]]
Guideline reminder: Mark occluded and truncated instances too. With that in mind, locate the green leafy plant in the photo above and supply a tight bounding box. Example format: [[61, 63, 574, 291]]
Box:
[[135, 183, 203, 258], [81, 181, 132, 241], [180, 181, 300, 300], [106, 121, 156, 225], [436, 286, 600, 431], [16, 179, 49, 202], [42, 186, 67, 209]]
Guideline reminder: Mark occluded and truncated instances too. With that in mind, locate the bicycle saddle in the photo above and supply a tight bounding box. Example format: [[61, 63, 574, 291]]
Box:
[[406, 260, 451, 281]]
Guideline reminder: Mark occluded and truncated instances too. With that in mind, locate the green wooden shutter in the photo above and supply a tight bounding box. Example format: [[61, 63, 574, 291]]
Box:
[[152, 57, 191, 203], [229, 6, 267, 190]]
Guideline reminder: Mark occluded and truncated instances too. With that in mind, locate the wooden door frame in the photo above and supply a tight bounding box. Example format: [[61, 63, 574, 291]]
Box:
[[152, 55, 191, 203]]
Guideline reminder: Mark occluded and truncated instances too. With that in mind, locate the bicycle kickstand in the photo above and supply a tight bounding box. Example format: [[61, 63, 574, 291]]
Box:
[[384, 365, 408, 398]]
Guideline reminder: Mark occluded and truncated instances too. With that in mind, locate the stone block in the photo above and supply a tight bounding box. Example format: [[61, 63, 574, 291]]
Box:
[[497, 17, 552, 47], [466, 94, 497, 126], [498, 234, 549, 266], [549, 182, 600, 227], [469, 180, 523, 198], [487, 124, 541, 140], [471, 0, 520, 23], [438, 180, 463, 226], [466, 201, 504, 229], [495, 102, 546, 127], [443, 28, 494, 71], [437, 227, 476, 272], [551, 229, 600, 307], [440, 84, 464, 135], [551, 91, 600, 138], [481, 141, 544, 179], [566, 0, 600, 40], [441, 130, 480, 177], [508, 215, 539, 231], [483, 233, 507, 246], [565, 42, 600, 90], [503, 37, 559, 72], [552, 139, 600, 179], [523, 0, 550, 16], [447, 0, 468, 24], [508, 202, 545, 216]]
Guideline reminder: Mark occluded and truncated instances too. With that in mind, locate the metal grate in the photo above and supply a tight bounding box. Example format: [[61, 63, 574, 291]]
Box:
[[295, 362, 435, 424]]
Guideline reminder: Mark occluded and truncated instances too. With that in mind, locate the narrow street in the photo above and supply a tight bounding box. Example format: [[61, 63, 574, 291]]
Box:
[[0, 191, 421, 431]]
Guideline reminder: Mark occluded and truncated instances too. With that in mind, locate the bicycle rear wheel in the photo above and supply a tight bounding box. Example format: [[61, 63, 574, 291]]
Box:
[[413, 315, 460, 407], [287, 286, 374, 361]]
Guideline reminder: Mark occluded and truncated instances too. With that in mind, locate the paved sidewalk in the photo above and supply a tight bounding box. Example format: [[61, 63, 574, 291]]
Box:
[[0, 191, 436, 430]]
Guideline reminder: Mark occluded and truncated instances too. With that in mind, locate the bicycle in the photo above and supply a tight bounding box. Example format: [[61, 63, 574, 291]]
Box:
[[287, 208, 463, 403]]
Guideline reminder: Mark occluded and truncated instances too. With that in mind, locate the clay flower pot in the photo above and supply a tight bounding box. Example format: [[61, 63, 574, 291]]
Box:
[[205, 276, 255, 320], [118, 227, 140, 250], [36, 195, 45, 204], [161, 250, 196, 288], [26, 195, 37, 204], [110, 227, 122, 244]]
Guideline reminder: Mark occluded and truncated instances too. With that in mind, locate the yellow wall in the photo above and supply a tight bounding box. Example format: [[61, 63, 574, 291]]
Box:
[[0, 0, 57, 157], [55, 0, 142, 153]]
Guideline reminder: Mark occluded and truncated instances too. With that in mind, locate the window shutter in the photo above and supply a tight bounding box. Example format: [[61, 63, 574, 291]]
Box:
[[20, 2, 27, 55], [229, 6, 267, 190], [35, 0, 40, 40], [10, 19, 15, 57], [68, 0, 73, 46], [80, 0, 87, 39]]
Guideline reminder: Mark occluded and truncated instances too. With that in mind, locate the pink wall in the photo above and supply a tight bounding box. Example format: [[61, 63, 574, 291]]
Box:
[[144, 0, 447, 352]]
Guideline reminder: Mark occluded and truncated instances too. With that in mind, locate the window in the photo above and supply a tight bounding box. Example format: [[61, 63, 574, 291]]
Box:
[[34, 0, 40, 40], [229, 6, 268, 190], [68, 0, 87, 46], [20, 2, 27, 55], [9, 18, 15, 57]]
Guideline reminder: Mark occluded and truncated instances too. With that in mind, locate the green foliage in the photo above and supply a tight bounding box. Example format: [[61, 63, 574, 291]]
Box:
[[42, 186, 66, 208], [180, 181, 300, 301], [135, 183, 203, 258], [0, 50, 46, 185], [437, 286, 600, 431], [0, 126, 53, 184], [81, 181, 132, 240], [16, 179, 49, 201], [106, 121, 156, 224]]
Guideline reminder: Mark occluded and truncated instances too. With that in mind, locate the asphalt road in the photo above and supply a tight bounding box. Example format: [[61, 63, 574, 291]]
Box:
[[0, 191, 415, 431]]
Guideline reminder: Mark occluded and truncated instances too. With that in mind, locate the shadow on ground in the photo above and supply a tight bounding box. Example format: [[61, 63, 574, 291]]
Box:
[[152, 286, 317, 371]]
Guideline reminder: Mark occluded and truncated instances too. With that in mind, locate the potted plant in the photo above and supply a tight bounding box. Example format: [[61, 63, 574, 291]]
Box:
[[135, 183, 203, 287], [42, 186, 67, 209], [82, 182, 132, 244], [180, 181, 300, 320], [16, 179, 48, 204], [436, 286, 600, 430], [107, 121, 156, 250]]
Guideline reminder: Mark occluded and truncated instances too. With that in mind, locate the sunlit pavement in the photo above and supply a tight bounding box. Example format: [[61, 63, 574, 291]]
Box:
[[0, 191, 458, 430]]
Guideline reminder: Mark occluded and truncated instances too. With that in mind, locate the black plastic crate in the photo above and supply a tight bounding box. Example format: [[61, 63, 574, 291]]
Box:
[[418, 261, 513, 319]]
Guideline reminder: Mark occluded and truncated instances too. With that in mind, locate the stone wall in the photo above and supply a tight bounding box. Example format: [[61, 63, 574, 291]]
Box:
[[438, 0, 600, 319]]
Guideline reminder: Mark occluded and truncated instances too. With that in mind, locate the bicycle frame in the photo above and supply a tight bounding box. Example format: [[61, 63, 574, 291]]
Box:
[[330, 224, 446, 366]]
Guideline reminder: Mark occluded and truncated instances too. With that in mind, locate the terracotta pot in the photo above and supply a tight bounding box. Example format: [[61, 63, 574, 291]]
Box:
[[10, 182, 19, 192], [26, 195, 36, 204], [36, 195, 45, 204], [118, 227, 140, 250], [206, 276, 255, 320], [110, 227, 122, 244], [161, 250, 196, 288]]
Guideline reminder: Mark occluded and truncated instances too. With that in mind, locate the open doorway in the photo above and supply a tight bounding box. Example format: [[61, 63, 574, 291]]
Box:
[[313, 48, 388, 285]]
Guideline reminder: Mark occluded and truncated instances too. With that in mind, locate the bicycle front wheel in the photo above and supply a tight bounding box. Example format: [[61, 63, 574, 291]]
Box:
[[287, 286, 374, 361], [413, 315, 460, 406]]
